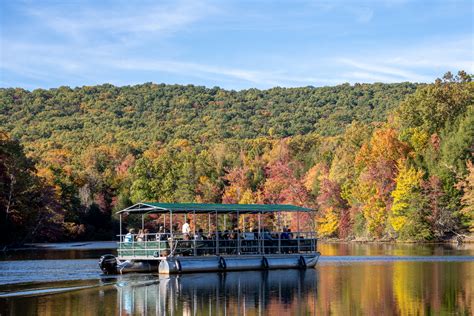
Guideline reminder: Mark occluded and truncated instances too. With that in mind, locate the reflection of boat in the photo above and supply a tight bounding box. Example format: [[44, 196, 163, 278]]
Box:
[[117, 269, 319, 315], [100, 203, 320, 274]]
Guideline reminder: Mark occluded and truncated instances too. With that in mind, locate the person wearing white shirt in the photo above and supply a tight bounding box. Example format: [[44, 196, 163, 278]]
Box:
[[182, 220, 191, 235]]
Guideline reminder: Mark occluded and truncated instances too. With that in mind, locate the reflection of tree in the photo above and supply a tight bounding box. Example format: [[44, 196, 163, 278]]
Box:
[[314, 261, 473, 315], [392, 261, 473, 315]]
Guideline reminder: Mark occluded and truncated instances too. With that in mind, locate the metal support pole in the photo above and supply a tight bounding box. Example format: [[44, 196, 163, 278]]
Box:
[[170, 211, 173, 235], [277, 211, 281, 253], [258, 212, 262, 254], [170, 210, 174, 256], [119, 213, 122, 239], [297, 211, 300, 253], [215, 210, 219, 255], [141, 214, 144, 231], [237, 210, 240, 254], [193, 210, 197, 256], [119, 213, 122, 256]]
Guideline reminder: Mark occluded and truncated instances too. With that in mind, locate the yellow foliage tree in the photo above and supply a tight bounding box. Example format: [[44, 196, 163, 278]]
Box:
[[238, 189, 260, 230], [316, 207, 339, 237], [389, 161, 430, 240], [458, 160, 474, 232], [390, 161, 423, 232], [362, 195, 387, 238]]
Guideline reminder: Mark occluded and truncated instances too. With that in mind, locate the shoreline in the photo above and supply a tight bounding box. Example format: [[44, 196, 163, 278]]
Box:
[[2, 241, 117, 251], [4, 239, 474, 251], [318, 235, 474, 244], [3, 234, 473, 251]]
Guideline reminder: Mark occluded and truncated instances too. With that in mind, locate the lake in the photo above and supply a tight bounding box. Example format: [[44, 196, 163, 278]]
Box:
[[0, 242, 473, 315]]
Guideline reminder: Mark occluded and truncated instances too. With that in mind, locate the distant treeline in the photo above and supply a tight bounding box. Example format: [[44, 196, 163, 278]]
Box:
[[0, 71, 472, 244]]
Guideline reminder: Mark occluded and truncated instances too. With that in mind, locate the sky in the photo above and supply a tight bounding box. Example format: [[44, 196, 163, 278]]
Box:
[[0, 0, 473, 90]]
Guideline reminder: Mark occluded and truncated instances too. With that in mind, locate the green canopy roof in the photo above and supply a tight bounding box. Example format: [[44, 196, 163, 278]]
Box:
[[118, 202, 313, 214]]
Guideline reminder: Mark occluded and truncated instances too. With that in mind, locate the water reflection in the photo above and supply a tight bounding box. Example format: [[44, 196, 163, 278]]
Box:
[[2, 260, 473, 315], [118, 270, 318, 315], [317, 241, 474, 257]]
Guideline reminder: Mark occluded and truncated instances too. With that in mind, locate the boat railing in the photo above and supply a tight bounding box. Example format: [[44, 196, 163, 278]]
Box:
[[117, 231, 318, 259]]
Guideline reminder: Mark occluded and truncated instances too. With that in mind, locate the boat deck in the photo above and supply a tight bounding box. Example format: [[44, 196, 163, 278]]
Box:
[[118, 234, 318, 260]]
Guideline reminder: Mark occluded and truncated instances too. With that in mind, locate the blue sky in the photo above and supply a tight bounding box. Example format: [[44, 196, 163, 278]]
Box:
[[0, 0, 473, 90]]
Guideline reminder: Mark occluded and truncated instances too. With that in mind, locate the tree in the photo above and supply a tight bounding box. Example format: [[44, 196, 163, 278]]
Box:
[[396, 71, 473, 134], [262, 160, 313, 231], [457, 160, 474, 232], [390, 161, 431, 240], [353, 127, 410, 238], [316, 176, 350, 238], [0, 132, 63, 244], [222, 166, 250, 204], [130, 148, 197, 203]]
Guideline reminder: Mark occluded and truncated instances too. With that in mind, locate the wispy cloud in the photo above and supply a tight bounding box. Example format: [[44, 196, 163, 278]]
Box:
[[337, 58, 432, 82], [106, 58, 338, 87], [333, 35, 474, 83], [23, 0, 216, 45]]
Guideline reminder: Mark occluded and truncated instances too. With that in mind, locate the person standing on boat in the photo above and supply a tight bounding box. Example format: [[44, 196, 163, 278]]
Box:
[[182, 220, 191, 237], [124, 228, 135, 243], [136, 229, 145, 242], [156, 226, 168, 241]]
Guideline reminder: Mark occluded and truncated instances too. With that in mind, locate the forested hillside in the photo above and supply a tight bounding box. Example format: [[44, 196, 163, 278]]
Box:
[[1, 82, 417, 156], [1, 72, 473, 244]]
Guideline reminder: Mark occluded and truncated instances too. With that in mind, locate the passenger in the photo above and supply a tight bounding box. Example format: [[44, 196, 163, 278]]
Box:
[[194, 228, 205, 240], [244, 228, 255, 240], [280, 227, 290, 240], [229, 228, 239, 240], [287, 228, 294, 239], [156, 226, 169, 241], [262, 228, 273, 240], [124, 228, 135, 243], [182, 220, 191, 235], [252, 227, 259, 239], [136, 229, 145, 242], [143, 229, 150, 241]]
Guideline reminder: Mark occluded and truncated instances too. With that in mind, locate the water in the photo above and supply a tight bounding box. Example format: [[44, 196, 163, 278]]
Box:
[[0, 242, 473, 315]]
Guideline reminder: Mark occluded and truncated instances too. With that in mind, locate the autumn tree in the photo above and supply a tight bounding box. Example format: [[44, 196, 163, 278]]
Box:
[[457, 161, 474, 232], [316, 176, 350, 238], [0, 132, 63, 244], [390, 161, 431, 240], [353, 127, 410, 238]]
